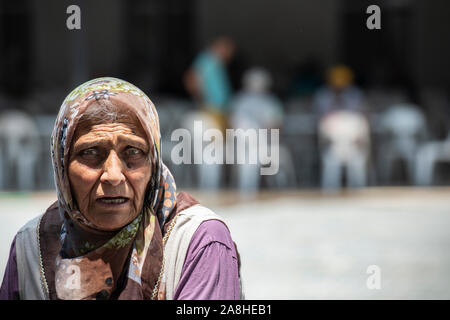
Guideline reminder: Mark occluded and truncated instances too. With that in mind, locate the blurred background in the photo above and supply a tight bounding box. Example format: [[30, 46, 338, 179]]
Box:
[[1, 0, 450, 299]]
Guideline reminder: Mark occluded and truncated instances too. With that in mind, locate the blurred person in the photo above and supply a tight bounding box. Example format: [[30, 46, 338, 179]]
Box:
[[319, 110, 371, 190], [229, 67, 285, 193], [184, 36, 235, 132], [182, 37, 235, 190], [0, 77, 242, 300], [230, 68, 283, 131], [314, 65, 370, 190], [313, 65, 366, 118]]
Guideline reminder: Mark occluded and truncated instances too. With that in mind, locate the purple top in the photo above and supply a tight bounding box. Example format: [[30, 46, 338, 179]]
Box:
[[0, 219, 240, 300]]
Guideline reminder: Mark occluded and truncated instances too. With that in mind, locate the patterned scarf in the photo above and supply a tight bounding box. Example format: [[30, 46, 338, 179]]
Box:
[[51, 77, 177, 300]]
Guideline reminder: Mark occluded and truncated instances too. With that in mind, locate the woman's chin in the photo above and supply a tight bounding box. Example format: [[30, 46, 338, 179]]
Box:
[[89, 206, 137, 231]]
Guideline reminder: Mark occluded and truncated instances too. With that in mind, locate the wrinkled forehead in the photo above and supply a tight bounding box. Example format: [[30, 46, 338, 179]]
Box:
[[68, 97, 155, 152], [71, 100, 149, 146]]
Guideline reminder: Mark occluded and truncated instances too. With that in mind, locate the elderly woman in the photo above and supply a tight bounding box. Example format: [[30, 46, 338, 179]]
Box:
[[0, 78, 242, 300]]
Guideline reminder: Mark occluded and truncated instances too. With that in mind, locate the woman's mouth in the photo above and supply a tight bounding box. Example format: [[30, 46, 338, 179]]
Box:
[[96, 197, 130, 206]]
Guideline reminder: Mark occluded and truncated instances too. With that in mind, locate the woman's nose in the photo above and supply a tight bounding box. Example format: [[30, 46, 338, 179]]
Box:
[[100, 151, 126, 186]]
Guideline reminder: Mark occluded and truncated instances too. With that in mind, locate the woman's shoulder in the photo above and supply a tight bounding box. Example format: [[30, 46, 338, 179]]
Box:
[[17, 214, 42, 236], [168, 192, 232, 246], [17, 201, 59, 235], [178, 203, 225, 223], [173, 194, 234, 250], [191, 219, 234, 251]]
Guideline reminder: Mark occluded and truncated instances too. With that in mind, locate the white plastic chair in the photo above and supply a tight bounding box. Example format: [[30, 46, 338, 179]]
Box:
[[376, 104, 427, 184], [157, 100, 195, 188], [0, 110, 41, 190], [283, 109, 317, 188], [34, 114, 57, 190], [180, 110, 224, 191], [414, 132, 450, 185]]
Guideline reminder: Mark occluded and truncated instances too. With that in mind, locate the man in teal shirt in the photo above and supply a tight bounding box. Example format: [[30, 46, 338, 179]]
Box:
[[186, 37, 235, 116]]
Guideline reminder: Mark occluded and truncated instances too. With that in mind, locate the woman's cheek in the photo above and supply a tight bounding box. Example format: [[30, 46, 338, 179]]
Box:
[[69, 161, 99, 198], [129, 169, 151, 204]]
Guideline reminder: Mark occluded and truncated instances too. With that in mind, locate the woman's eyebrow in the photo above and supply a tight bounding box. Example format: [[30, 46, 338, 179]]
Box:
[[118, 136, 149, 151], [71, 136, 148, 154], [71, 140, 103, 153]]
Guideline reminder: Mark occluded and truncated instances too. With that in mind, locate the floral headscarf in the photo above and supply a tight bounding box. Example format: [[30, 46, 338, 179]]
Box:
[[51, 77, 177, 300]]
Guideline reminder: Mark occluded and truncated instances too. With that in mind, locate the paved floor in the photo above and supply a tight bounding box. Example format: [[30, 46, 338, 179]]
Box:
[[1, 187, 450, 299]]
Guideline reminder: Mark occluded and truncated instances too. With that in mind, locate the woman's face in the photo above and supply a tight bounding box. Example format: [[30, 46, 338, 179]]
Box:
[[68, 112, 151, 231]]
